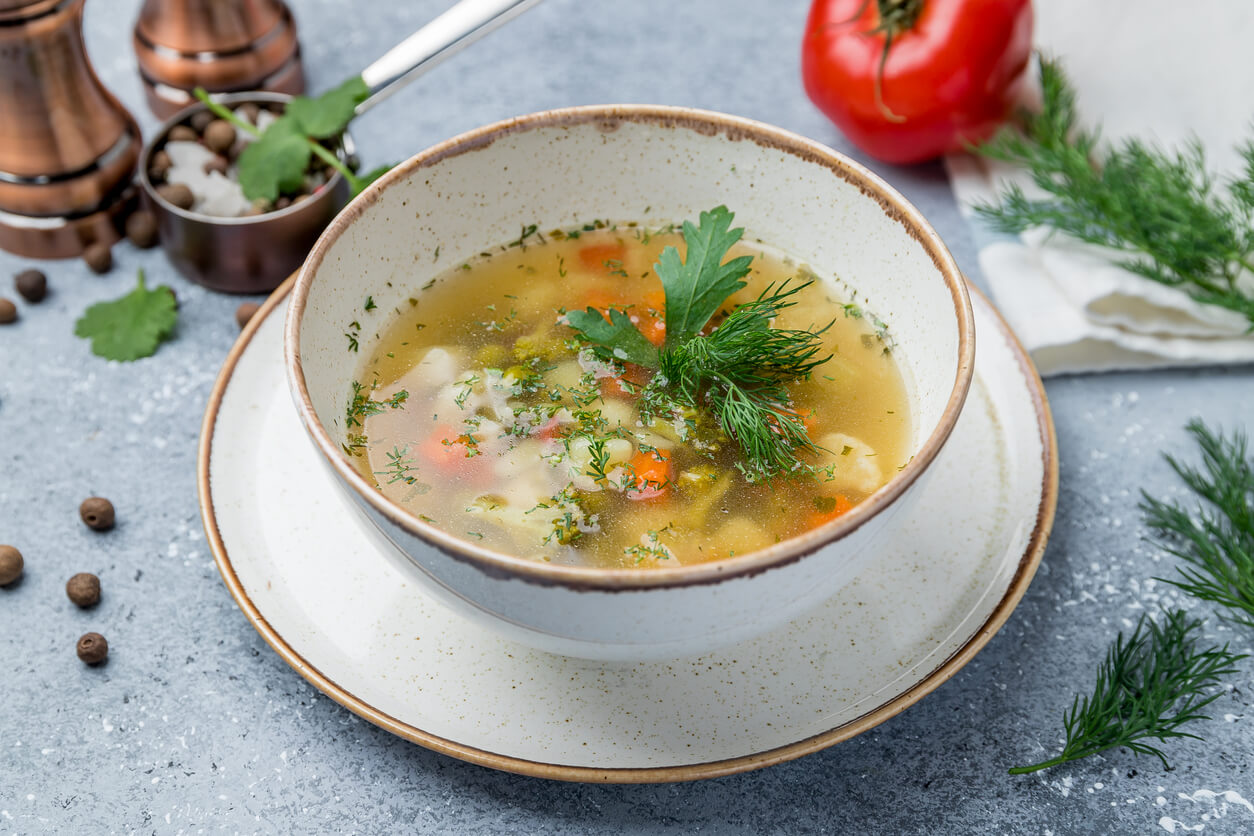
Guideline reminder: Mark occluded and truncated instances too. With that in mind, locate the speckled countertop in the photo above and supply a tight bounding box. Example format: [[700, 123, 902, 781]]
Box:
[[1, 0, 1252, 833]]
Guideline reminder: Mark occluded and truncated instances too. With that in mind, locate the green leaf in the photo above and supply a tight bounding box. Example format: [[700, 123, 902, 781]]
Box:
[[286, 76, 370, 139], [236, 115, 310, 202], [655, 205, 753, 347], [74, 270, 178, 361], [348, 163, 393, 196], [564, 307, 658, 367]]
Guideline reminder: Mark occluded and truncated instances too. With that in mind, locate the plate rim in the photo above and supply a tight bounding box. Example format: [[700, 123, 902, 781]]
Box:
[[198, 275, 1058, 784]]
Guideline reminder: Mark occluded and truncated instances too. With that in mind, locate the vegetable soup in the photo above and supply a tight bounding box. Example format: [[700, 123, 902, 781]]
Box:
[[347, 210, 910, 568]]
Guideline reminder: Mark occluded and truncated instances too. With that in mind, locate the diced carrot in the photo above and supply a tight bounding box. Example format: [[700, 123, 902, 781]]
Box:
[[625, 448, 672, 500], [578, 243, 626, 272], [419, 423, 478, 473], [793, 406, 818, 432], [807, 494, 853, 528]]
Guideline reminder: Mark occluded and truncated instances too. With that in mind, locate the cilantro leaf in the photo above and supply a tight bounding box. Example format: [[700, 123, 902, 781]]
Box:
[[655, 205, 753, 347], [74, 270, 178, 361], [236, 116, 310, 202], [565, 307, 658, 367], [285, 75, 370, 139]]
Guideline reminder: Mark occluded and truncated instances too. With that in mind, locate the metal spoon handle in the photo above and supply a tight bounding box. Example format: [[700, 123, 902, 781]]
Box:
[[357, 0, 543, 115]]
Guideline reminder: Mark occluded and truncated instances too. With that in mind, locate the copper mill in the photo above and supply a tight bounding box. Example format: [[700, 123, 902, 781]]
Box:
[[133, 0, 305, 118], [0, 0, 142, 258]]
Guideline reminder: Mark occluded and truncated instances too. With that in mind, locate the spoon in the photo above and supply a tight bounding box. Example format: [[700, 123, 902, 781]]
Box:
[[138, 0, 545, 293]]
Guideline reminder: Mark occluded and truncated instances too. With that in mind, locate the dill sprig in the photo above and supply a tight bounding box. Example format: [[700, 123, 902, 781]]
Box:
[[565, 207, 835, 479], [1141, 420, 1254, 629], [1009, 609, 1244, 774], [976, 56, 1254, 326], [649, 281, 831, 480]]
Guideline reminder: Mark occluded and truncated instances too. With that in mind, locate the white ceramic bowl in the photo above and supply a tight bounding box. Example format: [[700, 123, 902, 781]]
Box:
[[286, 105, 974, 661]]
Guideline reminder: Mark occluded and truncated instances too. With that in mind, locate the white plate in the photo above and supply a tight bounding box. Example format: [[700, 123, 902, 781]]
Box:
[[199, 279, 1056, 782]]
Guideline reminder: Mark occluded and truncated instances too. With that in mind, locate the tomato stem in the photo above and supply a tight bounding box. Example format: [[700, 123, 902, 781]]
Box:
[[869, 0, 925, 123]]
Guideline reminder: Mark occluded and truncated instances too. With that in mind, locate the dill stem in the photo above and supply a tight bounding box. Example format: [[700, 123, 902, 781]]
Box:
[[1008, 756, 1070, 775]]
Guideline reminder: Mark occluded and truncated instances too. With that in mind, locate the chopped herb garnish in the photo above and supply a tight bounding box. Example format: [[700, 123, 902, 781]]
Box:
[[364, 296, 376, 311]]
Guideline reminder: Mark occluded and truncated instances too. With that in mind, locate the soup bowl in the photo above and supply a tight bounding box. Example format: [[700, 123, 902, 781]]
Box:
[[285, 105, 975, 661]]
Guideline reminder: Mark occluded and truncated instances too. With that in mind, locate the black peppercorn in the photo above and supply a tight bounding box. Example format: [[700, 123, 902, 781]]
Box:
[[79, 497, 115, 531], [0, 298, 16, 324], [76, 632, 108, 665], [66, 572, 101, 608], [235, 301, 261, 330], [125, 211, 158, 249], [83, 242, 112, 274], [168, 125, 198, 143], [157, 183, 195, 211], [0, 545, 22, 586], [15, 269, 47, 302]]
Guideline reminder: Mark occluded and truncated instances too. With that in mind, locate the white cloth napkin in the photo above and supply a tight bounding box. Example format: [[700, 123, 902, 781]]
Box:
[[944, 0, 1254, 376]]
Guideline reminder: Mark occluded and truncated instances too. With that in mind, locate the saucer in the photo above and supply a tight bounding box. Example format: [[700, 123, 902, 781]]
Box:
[[199, 279, 1056, 782]]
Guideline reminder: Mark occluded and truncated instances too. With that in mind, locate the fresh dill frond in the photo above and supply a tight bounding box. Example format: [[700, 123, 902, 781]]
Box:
[[1009, 609, 1244, 774], [1141, 420, 1254, 629], [564, 207, 833, 479], [976, 56, 1254, 326], [650, 281, 831, 480]]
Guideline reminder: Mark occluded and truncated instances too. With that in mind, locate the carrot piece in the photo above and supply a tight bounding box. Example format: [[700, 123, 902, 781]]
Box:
[[807, 494, 853, 528], [578, 242, 626, 272], [625, 448, 672, 500], [793, 406, 818, 432], [419, 423, 476, 473]]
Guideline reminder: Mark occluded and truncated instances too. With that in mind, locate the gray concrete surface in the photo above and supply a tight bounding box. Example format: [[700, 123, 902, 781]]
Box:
[[1, 0, 1252, 833]]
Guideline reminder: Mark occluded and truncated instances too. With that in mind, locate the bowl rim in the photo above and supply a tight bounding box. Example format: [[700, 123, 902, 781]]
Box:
[[285, 104, 976, 591]]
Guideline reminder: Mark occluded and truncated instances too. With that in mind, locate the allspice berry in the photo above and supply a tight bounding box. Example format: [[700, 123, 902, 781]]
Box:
[[190, 110, 214, 133], [79, 497, 115, 531], [0, 545, 23, 586], [125, 211, 158, 249], [202, 155, 229, 177], [235, 301, 261, 330], [237, 102, 261, 124], [157, 183, 195, 211], [76, 632, 108, 666], [83, 242, 112, 274], [149, 149, 172, 181], [0, 297, 16, 324], [168, 125, 198, 143], [203, 120, 236, 154], [15, 269, 47, 302], [66, 572, 101, 608]]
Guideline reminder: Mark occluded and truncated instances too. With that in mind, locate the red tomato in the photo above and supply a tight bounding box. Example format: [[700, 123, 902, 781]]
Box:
[[801, 0, 1033, 164]]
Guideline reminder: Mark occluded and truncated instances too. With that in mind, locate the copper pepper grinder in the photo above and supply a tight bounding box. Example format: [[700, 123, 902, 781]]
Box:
[[0, 0, 142, 258], [133, 0, 305, 118]]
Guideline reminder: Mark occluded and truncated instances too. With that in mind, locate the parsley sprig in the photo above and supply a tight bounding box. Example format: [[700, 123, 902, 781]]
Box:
[[1142, 420, 1254, 629], [74, 269, 178, 361], [976, 56, 1254, 326], [1009, 609, 1244, 774], [564, 206, 832, 479], [194, 78, 390, 203]]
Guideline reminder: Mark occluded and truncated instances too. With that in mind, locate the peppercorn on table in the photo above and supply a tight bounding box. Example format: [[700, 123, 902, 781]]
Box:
[[1, 0, 1252, 832]]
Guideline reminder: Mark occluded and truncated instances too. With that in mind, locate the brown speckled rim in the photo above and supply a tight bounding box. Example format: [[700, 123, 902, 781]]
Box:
[[200, 276, 1056, 783], [284, 105, 976, 590]]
